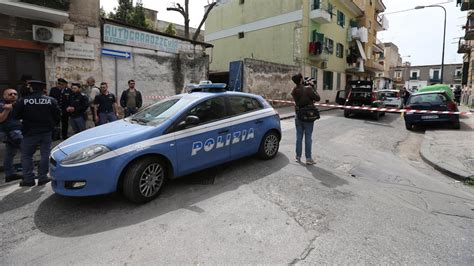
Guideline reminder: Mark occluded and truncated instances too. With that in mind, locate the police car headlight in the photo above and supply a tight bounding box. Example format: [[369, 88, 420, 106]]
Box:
[[61, 145, 111, 165]]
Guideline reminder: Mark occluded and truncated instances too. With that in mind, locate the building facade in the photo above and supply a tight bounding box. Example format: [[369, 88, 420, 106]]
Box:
[[373, 42, 401, 90], [205, 0, 368, 103], [0, 0, 211, 105], [390, 63, 462, 92], [456, 1, 474, 106]]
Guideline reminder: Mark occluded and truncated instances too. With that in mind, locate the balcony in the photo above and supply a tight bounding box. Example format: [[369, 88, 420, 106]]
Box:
[[367, 60, 384, 72], [465, 16, 474, 40], [310, 1, 331, 24], [429, 78, 441, 83], [410, 76, 419, 80], [454, 74, 463, 81], [21, 0, 70, 11], [0, 0, 69, 24], [458, 0, 474, 11], [458, 38, 471, 53], [308, 42, 330, 61], [375, 15, 389, 32]]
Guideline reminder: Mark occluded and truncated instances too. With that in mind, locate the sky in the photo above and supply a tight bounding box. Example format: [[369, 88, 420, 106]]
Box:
[[100, 0, 465, 66]]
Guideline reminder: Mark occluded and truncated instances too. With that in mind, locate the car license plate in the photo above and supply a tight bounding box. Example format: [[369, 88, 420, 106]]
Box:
[[421, 115, 439, 119]]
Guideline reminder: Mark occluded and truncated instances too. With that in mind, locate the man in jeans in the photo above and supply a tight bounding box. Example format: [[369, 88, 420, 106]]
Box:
[[0, 88, 23, 183], [291, 73, 320, 165], [16, 81, 60, 186], [94, 82, 119, 125], [120, 80, 143, 117]]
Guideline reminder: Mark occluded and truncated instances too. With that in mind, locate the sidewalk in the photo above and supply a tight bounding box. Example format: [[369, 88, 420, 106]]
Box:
[[419, 105, 474, 181]]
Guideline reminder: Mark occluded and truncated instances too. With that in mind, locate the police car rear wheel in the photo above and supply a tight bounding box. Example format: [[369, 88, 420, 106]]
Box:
[[123, 158, 166, 203], [258, 131, 279, 160]]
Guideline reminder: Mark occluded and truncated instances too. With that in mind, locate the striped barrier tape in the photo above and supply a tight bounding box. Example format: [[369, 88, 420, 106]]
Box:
[[143, 95, 474, 116]]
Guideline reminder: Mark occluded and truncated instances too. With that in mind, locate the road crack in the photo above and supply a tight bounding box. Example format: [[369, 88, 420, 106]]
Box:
[[431, 211, 474, 220], [289, 235, 318, 265]]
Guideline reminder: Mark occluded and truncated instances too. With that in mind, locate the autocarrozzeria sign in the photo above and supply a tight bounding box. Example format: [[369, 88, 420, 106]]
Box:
[[103, 23, 179, 54]]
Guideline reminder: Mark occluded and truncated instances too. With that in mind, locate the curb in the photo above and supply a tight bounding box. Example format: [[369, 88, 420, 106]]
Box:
[[419, 134, 471, 182]]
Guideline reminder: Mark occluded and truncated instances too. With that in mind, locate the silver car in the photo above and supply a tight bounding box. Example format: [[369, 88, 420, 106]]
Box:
[[377, 90, 402, 108]]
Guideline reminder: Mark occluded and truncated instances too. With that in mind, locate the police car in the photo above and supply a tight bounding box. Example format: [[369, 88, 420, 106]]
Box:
[[50, 82, 281, 203]]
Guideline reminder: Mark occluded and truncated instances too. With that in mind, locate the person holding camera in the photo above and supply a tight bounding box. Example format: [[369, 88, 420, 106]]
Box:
[[0, 88, 23, 183], [291, 73, 320, 165]]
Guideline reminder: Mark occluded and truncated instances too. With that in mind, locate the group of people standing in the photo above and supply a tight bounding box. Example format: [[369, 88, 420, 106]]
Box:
[[0, 77, 143, 187]]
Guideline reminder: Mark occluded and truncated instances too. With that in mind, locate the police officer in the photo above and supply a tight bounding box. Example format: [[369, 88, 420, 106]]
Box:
[[66, 82, 89, 134], [49, 78, 71, 139], [16, 81, 60, 187]]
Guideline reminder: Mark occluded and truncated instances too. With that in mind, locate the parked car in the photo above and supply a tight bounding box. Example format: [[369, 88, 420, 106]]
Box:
[[340, 80, 385, 120], [403, 90, 460, 130], [50, 82, 281, 203], [377, 89, 402, 108]]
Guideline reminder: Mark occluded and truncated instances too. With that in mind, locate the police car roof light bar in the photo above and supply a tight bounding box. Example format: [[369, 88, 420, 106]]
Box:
[[187, 81, 227, 93]]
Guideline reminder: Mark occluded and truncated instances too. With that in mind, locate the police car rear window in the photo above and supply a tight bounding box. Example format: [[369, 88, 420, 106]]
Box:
[[129, 97, 193, 125], [228, 96, 263, 116]]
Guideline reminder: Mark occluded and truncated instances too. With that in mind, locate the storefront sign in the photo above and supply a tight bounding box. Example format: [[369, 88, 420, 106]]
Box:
[[103, 23, 179, 54], [64, 41, 95, 60]]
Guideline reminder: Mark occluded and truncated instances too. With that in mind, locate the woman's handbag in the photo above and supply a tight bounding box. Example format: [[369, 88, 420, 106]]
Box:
[[296, 106, 320, 122]]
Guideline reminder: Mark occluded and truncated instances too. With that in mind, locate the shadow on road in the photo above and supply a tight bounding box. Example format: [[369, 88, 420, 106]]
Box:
[[0, 187, 44, 214], [33, 153, 289, 237], [305, 165, 348, 188]]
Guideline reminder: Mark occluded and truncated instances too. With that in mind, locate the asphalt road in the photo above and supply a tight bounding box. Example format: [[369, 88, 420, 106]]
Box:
[[1, 110, 473, 264]]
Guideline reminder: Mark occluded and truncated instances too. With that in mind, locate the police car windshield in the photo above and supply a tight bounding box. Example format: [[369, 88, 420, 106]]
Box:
[[129, 97, 192, 125]]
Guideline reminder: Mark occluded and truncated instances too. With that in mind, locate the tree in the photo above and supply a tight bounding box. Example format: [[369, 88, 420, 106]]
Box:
[[109, 0, 152, 29], [167, 0, 217, 41], [164, 23, 177, 36]]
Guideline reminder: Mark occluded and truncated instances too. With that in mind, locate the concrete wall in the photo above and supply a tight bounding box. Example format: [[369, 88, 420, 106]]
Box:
[[101, 43, 209, 106], [242, 58, 299, 101]]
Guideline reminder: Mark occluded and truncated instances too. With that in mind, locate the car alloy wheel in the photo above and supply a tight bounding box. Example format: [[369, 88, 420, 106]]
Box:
[[264, 134, 279, 157], [139, 163, 164, 198]]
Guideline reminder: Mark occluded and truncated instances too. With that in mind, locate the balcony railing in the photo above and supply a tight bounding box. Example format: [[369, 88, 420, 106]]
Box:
[[310, 0, 331, 24], [465, 16, 474, 40], [458, 0, 474, 11], [375, 15, 389, 31], [410, 76, 419, 80], [458, 38, 471, 53], [308, 42, 330, 61], [454, 74, 463, 80], [21, 0, 70, 11]]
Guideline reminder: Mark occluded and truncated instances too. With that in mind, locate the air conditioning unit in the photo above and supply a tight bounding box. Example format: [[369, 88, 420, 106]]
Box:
[[321, 61, 328, 69], [33, 25, 64, 44]]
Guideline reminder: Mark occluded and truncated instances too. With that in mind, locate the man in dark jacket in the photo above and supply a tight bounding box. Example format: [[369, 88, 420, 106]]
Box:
[[16, 81, 60, 187], [49, 78, 71, 139], [66, 83, 89, 134], [120, 80, 143, 117], [291, 73, 320, 165], [0, 88, 23, 183]]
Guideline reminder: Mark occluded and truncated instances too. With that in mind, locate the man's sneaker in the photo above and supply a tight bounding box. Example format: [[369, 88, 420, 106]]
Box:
[[5, 174, 23, 183], [306, 159, 316, 165], [19, 180, 35, 187], [37, 178, 52, 186], [295, 156, 302, 163]]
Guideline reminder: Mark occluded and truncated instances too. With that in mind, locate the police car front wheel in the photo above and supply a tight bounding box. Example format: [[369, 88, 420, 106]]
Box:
[[258, 131, 280, 160], [123, 157, 166, 203]]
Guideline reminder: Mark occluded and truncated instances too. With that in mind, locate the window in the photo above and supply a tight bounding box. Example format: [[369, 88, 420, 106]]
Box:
[[430, 68, 441, 80], [337, 10, 345, 27], [187, 97, 227, 125], [228, 96, 262, 116], [323, 71, 333, 90], [336, 43, 344, 58], [455, 68, 462, 78], [395, 71, 402, 78], [239, 0, 245, 4], [311, 67, 318, 80], [238, 32, 245, 39], [410, 70, 419, 80], [311, 30, 325, 43], [325, 38, 334, 54], [328, 3, 333, 19], [337, 73, 341, 89]]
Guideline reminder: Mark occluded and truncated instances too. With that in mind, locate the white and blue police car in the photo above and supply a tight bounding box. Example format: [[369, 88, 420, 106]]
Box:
[[50, 82, 281, 203]]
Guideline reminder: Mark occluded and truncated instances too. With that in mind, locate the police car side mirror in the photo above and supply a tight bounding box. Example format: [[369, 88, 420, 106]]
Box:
[[178, 115, 200, 129]]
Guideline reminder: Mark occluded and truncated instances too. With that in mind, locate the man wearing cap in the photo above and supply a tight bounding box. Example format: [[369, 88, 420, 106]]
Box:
[[49, 78, 71, 139], [16, 81, 60, 187]]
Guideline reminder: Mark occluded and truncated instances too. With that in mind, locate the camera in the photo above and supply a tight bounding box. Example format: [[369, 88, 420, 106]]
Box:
[[303, 77, 316, 87]]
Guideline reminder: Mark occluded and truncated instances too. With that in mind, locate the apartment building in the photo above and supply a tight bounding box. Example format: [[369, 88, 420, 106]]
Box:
[[390, 63, 462, 92], [456, 0, 474, 106], [205, 0, 366, 102], [374, 42, 401, 90]]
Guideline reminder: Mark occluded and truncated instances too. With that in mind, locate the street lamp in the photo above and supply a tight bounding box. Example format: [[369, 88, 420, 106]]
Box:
[[415, 5, 447, 84]]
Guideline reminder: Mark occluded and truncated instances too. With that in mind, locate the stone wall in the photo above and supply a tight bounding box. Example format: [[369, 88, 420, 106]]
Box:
[[242, 58, 299, 101]]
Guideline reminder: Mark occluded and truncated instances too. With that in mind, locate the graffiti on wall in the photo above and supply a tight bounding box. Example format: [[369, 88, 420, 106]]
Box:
[[53, 65, 94, 81]]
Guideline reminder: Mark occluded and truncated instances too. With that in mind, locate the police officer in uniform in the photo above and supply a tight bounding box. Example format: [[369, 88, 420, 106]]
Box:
[[16, 81, 60, 187], [66, 82, 89, 134], [49, 78, 71, 139]]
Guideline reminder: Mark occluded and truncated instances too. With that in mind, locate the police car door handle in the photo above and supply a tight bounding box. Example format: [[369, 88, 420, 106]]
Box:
[[255, 120, 264, 124], [218, 129, 229, 134]]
